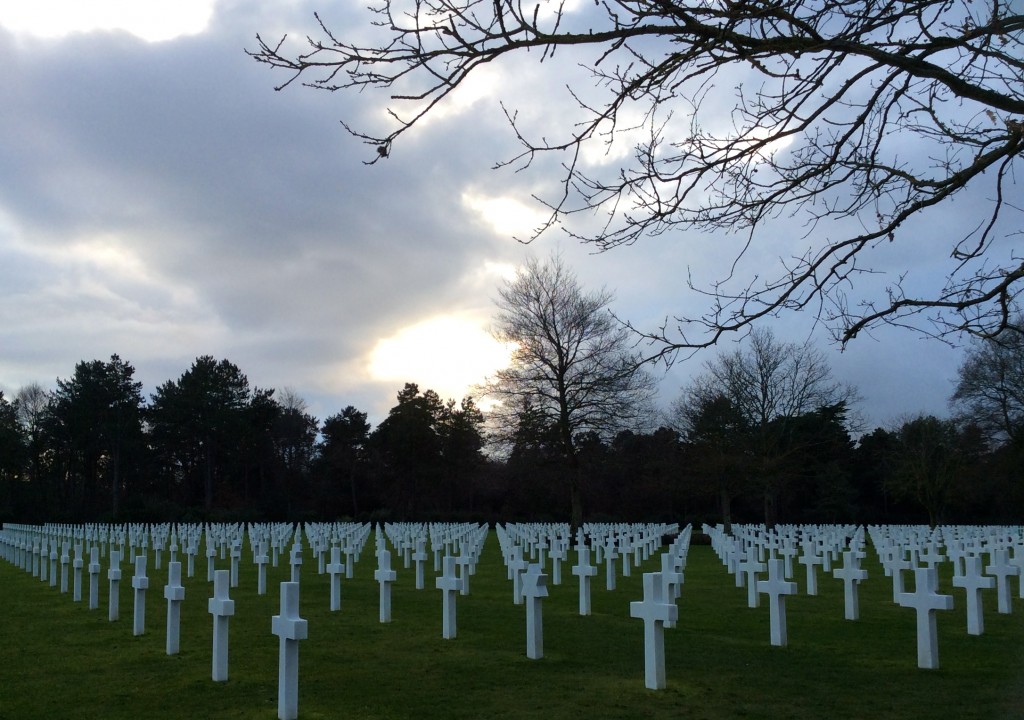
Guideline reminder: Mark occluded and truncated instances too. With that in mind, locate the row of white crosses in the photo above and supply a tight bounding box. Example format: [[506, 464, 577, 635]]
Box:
[[3, 519, 424, 719], [0, 521, 386, 720], [3, 519, 690, 693], [7, 520, 706, 696], [495, 522, 690, 688], [626, 527, 692, 689], [706, 522, 1024, 670], [871, 524, 1024, 667], [708, 524, 883, 650]]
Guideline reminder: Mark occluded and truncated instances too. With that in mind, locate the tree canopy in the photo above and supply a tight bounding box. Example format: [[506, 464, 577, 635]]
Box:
[[250, 0, 1023, 353], [1, 347, 1023, 525], [672, 327, 857, 525]]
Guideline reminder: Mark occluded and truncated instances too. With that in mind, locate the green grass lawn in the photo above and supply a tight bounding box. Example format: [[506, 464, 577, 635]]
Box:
[[2, 531, 1024, 719]]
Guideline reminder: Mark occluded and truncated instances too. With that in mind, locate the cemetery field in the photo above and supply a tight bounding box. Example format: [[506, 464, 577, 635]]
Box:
[[3, 533, 1024, 719]]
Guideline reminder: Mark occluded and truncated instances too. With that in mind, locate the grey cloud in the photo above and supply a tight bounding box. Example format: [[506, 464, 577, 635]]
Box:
[[0, 0, 978, 431]]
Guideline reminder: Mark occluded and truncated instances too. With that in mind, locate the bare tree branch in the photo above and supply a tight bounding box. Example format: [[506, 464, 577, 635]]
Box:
[[250, 0, 1024, 354]]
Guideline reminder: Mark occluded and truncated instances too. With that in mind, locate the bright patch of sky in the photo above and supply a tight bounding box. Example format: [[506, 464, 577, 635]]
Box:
[[368, 315, 515, 403], [417, 65, 501, 126], [462, 191, 550, 239], [0, 0, 216, 42]]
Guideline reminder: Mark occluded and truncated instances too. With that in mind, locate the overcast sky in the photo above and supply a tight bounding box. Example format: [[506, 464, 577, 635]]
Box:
[[0, 0, 972, 431]]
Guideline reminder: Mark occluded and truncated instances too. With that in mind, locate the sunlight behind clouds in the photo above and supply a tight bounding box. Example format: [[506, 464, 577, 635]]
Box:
[[368, 314, 515, 402], [417, 65, 500, 125], [0, 0, 215, 42], [462, 191, 550, 240]]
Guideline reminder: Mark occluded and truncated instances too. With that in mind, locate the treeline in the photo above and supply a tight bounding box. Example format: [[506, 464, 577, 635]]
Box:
[[1, 331, 1022, 527]]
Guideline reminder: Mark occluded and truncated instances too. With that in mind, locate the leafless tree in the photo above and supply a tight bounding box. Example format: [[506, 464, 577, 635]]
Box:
[[250, 0, 1023, 354], [483, 253, 656, 528], [674, 327, 858, 524], [15, 382, 49, 435], [950, 317, 1024, 445], [15, 382, 50, 487], [277, 387, 309, 414]]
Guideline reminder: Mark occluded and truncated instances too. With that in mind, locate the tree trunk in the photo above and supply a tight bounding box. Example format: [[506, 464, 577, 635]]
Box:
[[204, 450, 214, 515], [569, 477, 583, 535], [110, 445, 121, 521], [763, 484, 778, 529], [568, 458, 584, 534], [349, 465, 359, 518], [719, 484, 733, 534]]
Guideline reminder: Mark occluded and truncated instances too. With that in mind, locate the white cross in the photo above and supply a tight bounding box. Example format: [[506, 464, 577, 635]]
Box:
[[1009, 545, 1024, 598], [797, 544, 823, 596], [919, 544, 944, 568], [256, 542, 270, 596], [884, 551, 913, 600], [896, 566, 954, 669], [73, 543, 84, 603], [729, 539, 745, 587], [206, 542, 217, 582], [435, 555, 463, 639], [629, 572, 677, 690], [60, 543, 69, 594], [522, 563, 549, 659], [756, 559, 798, 647], [779, 542, 799, 579], [289, 544, 303, 584], [604, 539, 618, 591], [985, 548, 1019, 614], [550, 544, 566, 585], [620, 537, 632, 577], [48, 544, 58, 589], [413, 539, 428, 590], [107, 550, 122, 622], [832, 551, 868, 621], [164, 561, 185, 655], [230, 541, 242, 588], [88, 546, 101, 610], [456, 550, 473, 596], [537, 536, 549, 569], [131, 554, 149, 637], [326, 546, 344, 612], [209, 569, 236, 681], [952, 554, 995, 635], [272, 581, 308, 720], [739, 549, 766, 608], [659, 552, 684, 628], [375, 549, 397, 623], [344, 543, 355, 578], [571, 545, 598, 616], [508, 551, 528, 606]]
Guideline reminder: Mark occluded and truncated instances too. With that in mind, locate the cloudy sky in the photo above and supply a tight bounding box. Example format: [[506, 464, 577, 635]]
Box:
[[0, 0, 973, 430]]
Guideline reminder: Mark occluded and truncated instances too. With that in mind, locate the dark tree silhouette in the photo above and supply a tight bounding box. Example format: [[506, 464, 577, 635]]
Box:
[[14, 382, 48, 497], [0, 392, 25, 520], [886, 414, 966, 526], [148, 356, 272, 514], [671, 392, 751, 531], [43, 355, 145, 519], [951, 320, 1024, 446], [319, 405, 371, 517], [673, 327, 856, 525], [483, 253, 656, 529]]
